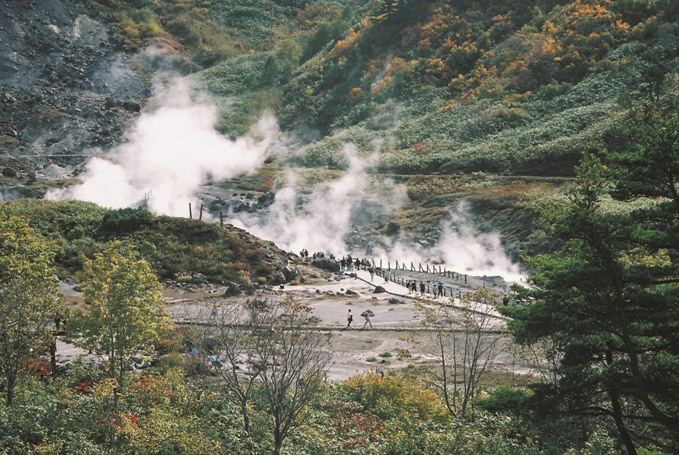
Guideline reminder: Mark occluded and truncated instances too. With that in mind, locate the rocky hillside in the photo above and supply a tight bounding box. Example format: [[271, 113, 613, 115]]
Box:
[[0, 0, 152, 192]]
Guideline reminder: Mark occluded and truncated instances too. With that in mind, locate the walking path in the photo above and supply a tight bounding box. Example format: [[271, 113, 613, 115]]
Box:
[[351, 269, 507, 320]]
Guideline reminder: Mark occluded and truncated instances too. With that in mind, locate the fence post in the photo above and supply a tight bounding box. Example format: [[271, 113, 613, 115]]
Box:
[[199, 203, 204, 221], [219, 211, 223, 227], [189, 203, 192, 219], [411, 262, 415, 271]]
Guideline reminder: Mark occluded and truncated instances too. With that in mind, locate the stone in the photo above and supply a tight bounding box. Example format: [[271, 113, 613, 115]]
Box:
[[223, 282, 241, 297]]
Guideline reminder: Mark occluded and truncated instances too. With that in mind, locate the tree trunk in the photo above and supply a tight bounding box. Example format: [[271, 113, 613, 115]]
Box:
[[50, 337, 57, 377], [273, 434, 283, 455], [5, 379, 14, 408], [606, 349, 637, 455]]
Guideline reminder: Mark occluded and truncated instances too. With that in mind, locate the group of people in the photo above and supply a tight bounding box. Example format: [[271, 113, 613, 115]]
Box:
[[340, 255, 365, 271], [403, 280, 446, 298], [299, 249, 334, 260]]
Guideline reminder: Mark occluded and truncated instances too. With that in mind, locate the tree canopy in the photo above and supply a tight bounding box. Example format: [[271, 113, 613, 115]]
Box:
[[505, 102, 679, 453], [0, 208, 63, 407]]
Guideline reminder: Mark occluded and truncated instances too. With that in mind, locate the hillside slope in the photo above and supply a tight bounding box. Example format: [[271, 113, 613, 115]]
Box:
[[1, 0, 677, 263]]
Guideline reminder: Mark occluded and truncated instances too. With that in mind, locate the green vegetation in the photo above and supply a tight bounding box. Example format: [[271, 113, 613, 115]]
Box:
[[69, 242, 171, 449], [503, 102, 679, 453], [0, 208, 63, 407], [4, 199, 287, 284], [84, 0, 677, 180]]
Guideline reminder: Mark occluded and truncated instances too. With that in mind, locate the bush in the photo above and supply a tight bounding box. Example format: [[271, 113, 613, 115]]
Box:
[[100, 207, 153, 236], [475, 385, 532, 414]]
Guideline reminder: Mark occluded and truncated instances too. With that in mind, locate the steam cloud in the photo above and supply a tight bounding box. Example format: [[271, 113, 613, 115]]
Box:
[[49, 73, 521, 280], [230, 144, 407, 255], [48, 78, 275, 216], [383, 204, 524, 281]]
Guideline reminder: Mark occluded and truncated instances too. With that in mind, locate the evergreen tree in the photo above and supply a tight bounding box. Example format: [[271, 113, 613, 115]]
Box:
[[506, 102, 679, 453]]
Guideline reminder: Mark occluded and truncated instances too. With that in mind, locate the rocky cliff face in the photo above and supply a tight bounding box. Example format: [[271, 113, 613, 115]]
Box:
[[0, 0, 150, 195]]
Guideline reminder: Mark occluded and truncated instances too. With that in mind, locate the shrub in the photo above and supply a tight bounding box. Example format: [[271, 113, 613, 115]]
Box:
[[100, 207, 153, 237]]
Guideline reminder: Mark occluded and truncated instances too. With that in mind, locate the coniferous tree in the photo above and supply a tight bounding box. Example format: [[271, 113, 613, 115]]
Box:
[[506, 103, 679, 453]]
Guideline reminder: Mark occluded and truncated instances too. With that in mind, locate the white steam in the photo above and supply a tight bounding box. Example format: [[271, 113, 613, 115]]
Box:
[[230, 144, 389, 254], [48, 78, 275, 216], [227, 146, 522, 280], [383, 203, 524, 281]]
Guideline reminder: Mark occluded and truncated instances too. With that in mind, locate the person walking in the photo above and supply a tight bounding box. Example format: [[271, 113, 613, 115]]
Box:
[[419, 281, 425, 296], [347, 309, 353, 328], [361, 310, 374, 329], [369, 267, 375, 282]]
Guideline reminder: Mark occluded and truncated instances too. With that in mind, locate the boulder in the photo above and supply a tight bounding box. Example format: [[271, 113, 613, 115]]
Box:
[[190, 273, 208, 285], [282, 266, 297, 281], [385, 221, 400, 236], [269, 271, 287, 285], [223, 282, 241, 297], [311, 258, 340, 272], [373, 286, 386, 294]]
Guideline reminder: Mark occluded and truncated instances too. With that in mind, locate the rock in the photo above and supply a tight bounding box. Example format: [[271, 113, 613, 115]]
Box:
[[223, 282, 241, 297], [373, 286, 386, 293], [311, 258, 340, 272], [240, 284, 256, 295], [282, 266, 297, 281], [269, 271, 286, 285], [345, 289, 358, 296], [385, 221, 400, 236], [190, 273, 208, 285]]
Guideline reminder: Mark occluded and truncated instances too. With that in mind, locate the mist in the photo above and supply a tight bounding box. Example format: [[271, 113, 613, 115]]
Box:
[[47, 78, 275, 216], [226, 146, 522, 280], [229, 144, 406, 255], [382, 203, 524, 281]]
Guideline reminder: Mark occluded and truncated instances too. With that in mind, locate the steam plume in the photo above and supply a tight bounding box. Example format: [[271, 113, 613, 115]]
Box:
[[48, 78, 275, 216]]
